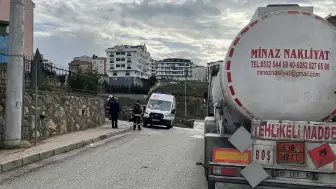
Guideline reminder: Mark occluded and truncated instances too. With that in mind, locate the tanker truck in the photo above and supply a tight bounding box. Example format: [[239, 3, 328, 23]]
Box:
[[198, 5, 336, 189]]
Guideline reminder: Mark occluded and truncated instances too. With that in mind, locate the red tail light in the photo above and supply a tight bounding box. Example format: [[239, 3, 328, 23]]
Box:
[[212, 166, 239, 177]]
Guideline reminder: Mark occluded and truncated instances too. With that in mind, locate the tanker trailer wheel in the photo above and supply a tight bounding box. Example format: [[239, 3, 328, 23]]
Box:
[[207, 181, 215, 189], [204, 117, 216, 181]]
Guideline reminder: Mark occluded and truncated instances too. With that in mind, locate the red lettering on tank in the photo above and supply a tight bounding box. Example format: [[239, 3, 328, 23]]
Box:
[[318, 126, 324, 140], [311, 126, 317, 139], [325, 126, 331, 140], [286, 124, 292, 138], [332, 127, 336, 139], [264, 124, 271, 137], [304, 125, 311, 140], [251, 122, 336, 143]]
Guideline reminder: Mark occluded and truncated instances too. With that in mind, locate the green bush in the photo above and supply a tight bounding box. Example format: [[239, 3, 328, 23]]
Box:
[[70, 71, 100, 94]]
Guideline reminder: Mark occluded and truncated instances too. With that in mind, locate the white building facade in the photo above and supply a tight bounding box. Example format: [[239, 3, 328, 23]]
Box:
[[191, 65, 207, 81], [156, 58, 193, 81], [105, 44, 151, 87], [150, 58, 157, 76], [70, 55, 106, 74], [92, 55, 106, 74]]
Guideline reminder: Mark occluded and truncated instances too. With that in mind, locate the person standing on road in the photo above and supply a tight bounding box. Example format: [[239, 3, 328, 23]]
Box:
[[132, 100, 143, 130], [109, 97, 120, 129], [105, 95, 114, 120]]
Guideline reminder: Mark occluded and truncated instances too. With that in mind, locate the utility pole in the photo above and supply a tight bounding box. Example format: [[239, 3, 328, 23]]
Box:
[[4, 0, 24, 146], [206, 66, 211, 116]]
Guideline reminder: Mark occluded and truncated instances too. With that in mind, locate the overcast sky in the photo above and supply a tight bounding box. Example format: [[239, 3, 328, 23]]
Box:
[[32, 0, 336, 67]]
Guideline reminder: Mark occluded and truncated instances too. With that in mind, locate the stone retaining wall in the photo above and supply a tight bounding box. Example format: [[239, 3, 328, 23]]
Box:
[[0, 90, 105, 144]]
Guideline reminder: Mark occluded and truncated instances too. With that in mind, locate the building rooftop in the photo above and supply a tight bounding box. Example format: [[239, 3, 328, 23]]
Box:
[[158, 58, 191, 62], [106, 44, 146, 49], [267, 4, 300, 7]]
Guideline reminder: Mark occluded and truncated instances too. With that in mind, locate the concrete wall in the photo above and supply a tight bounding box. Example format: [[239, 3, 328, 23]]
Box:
[[108, 77, 145, 87], [101, 93, 147, 101], [0, 0, 34, 56], [0, 91, 105, 143]]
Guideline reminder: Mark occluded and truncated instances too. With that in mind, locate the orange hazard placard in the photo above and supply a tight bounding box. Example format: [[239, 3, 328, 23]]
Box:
[[308, 143, 336, 169], [212, 148, 251, 165]]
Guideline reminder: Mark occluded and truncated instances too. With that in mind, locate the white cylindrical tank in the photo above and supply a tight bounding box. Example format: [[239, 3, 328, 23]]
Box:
[[211, 74, 222, 105], [217, 10, 336, 122]]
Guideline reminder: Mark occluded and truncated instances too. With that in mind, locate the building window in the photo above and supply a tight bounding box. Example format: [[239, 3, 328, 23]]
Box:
[[109, 54, 114, 57], [121, 58, 125, 61], [116, 52, 120, 55], [120, 52, 125, 55], [110, 60, 114, 63], [109, 66, 114, 69], [126, 71, 130, 76], [127, 52, 131, 56], [121, 64, 125, 67], [127, 66, 131, 69], [116, 64, 120, 67], [113, 72, 117, 76]]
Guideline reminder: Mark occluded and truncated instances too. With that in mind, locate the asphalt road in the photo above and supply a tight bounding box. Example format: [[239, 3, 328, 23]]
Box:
[[0, 122, 283, 189]]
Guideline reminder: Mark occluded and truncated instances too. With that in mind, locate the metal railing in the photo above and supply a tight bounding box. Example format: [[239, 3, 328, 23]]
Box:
[[0, 50, 100, 95]]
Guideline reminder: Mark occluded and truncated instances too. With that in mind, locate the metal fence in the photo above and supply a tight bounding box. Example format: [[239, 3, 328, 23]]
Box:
[[0, 49, 100, 95]]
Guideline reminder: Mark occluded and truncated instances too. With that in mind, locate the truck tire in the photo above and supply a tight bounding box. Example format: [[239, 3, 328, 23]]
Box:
[[204, 117, 216, 180], [207, 181, 215, 189], [204, 134, 209, 180]]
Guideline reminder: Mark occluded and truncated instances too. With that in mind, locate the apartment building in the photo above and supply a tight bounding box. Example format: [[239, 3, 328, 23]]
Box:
[[69, 56, 92, 73], [69, 55, 106, 74], [150, 58, 157, 76], [156, 58, 193, 81], [191, 65, 207, 81], [73, 55, 92, 62], [0, 0, 35, 57], [105, 44, 151, 87], [92, 55, 106, 74]]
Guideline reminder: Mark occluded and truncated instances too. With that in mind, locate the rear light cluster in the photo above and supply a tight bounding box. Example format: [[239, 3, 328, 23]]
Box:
[[211, 166, 240, 177]]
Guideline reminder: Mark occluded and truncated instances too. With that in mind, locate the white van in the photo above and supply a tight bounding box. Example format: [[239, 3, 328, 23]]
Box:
[[143, 93, 176, 129]]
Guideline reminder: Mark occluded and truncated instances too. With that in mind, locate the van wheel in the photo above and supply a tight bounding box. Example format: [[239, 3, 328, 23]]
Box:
[[167, 121, 173, 129]]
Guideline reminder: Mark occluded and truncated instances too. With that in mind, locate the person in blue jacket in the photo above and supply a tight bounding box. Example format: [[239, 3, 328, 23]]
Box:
[[109, 96, 120, 128]]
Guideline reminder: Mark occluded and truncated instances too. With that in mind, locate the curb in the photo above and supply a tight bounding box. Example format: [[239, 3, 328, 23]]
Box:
[[0, 126, 132, 173]]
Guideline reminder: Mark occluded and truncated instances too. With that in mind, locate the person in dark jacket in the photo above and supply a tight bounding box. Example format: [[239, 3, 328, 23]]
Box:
[[109, 97, 120, 128], [105, 95, 114, 120], [132, 100, 143, 130]]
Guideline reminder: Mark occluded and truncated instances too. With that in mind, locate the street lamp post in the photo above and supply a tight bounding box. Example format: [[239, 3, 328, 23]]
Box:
[[184, 64, 188, 117]]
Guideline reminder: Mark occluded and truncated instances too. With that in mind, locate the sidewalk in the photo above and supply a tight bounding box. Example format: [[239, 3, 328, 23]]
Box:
[[0, 120, 132, 173]]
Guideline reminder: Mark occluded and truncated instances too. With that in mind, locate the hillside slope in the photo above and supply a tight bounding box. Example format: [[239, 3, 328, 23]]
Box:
[[149, 80, 208, 119], [149, 80, 208, 98]]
